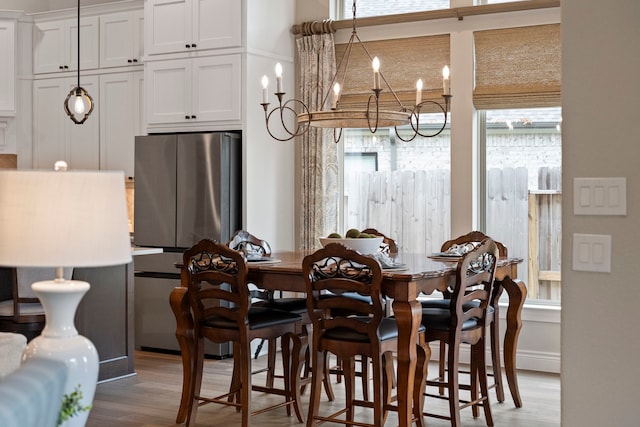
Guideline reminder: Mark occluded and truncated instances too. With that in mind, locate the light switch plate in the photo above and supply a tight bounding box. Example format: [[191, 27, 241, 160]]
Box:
[[573, 177, 626, 215], [572, 233, 611, 273]]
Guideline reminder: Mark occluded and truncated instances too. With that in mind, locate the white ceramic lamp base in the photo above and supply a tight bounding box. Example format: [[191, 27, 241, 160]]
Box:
[[23, 280, 99, 427]]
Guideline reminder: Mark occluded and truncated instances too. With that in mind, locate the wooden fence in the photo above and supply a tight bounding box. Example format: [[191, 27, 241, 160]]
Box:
[[345, 166, 562, 300], [345, 169, 451, 254]]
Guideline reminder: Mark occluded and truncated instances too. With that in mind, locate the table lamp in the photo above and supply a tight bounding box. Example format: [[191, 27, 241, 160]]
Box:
[[0, 166, 132, 426]]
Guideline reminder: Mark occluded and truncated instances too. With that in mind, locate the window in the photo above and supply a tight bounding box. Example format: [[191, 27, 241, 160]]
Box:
[[338, 0, 536, 20], [338, 0, 450, 20], [345, 152, 378, 172], [481, 107, 562, 303], [342, 113, 451, 254]]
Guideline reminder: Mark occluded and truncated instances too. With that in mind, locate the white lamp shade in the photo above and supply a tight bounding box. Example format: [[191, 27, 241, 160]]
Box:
[[0, 170, 132, 268]]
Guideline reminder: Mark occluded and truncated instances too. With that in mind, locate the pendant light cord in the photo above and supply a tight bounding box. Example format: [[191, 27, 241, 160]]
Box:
[[77, 0, 80, 88]]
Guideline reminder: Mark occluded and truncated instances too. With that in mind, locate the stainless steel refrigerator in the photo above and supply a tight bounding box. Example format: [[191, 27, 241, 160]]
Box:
[[133, 132, 241, 358]]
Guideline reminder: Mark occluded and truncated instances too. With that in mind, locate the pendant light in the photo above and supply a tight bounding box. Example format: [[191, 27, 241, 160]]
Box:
[[64, 0, 94, 124]]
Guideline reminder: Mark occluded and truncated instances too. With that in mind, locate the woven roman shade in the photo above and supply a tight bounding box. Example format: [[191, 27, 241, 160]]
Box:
[[473, 24, 561, 109], [335, 34, 450, 113]]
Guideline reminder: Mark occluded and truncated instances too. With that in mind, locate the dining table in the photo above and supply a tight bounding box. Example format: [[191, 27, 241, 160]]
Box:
[[170, 250, 526, 427]]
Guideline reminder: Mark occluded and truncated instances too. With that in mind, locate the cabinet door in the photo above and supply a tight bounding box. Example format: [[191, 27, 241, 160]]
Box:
[[192, 0, 241, 50], [100, 73, 136, 178], [33, 20, 67, 74], [100, 10, 144, 69], [192, 54, 241, 122], [34, 17, 99, 74], [145, 0, 190, 55], [33, 79, 67, 168], [133, 71, 145, 136], [68, 16, 99, 72], [145, 59, 191, 124], [133, 10, 145, 63], [0, 19, 16, 116]]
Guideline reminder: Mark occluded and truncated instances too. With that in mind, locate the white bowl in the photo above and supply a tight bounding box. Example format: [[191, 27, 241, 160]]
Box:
[[319, 237, 384, 255]]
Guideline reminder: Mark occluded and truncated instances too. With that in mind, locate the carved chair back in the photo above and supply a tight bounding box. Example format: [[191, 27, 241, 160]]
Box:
[[303, 243, 384, 354], [183, 239, 250, 332]]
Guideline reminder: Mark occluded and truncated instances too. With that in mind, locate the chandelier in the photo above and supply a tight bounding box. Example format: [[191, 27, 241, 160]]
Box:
[[63, 0, 94, 124], [260, 0, 451, 143]]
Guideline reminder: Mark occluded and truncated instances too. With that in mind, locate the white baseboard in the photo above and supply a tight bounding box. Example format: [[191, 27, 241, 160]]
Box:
[[429, 343, 561, 374]]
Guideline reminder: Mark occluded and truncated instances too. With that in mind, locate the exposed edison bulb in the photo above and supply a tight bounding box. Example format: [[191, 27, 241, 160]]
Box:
[[74, 95, 85, 115]]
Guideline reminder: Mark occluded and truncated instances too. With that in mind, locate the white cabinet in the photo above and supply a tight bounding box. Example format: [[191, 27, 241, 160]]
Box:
[[32, 77, 99, 170], [33, 16, 99, 74], [0, 19, 16, 116], [145, 54, 240, 125], [145, 0, 241, 55], [99, 71, 144, 178], [100, 10, 144, 69]]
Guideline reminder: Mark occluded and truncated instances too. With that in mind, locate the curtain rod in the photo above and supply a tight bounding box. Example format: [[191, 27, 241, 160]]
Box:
[[292, 0, 559, 35]]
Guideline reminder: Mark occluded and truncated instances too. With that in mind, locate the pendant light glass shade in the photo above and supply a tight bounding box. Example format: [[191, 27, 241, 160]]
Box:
[[64, 86, 94, 124]]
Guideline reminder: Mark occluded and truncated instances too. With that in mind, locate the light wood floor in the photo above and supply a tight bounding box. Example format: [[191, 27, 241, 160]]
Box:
[[87, 350, 560, 426]]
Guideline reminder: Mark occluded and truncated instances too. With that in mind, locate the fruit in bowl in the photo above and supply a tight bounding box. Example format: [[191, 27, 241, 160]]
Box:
[[319, 230, 383, 255]]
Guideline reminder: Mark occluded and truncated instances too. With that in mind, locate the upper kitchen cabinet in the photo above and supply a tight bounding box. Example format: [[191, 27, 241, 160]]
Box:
[[33, 16, 99, 74], [100, 10, 144, 69], [145, 0, 241, 55], [0, 19, 16, 117], [145, 54, 240, 128]]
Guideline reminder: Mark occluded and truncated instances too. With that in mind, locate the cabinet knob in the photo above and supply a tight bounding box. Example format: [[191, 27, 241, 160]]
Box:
[[191, 43, 196, 48], [59, 66, 64, 70], [191, 115, 196, 119], [127, 59, 133, 63], [133, 59, 138, 63], [185, 115, 190, 120], [185, 44, 190, 48], [64, 65, 69, 69]]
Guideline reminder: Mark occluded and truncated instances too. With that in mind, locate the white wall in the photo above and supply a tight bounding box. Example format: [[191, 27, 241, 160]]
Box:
[[561, 0, 640, 425], [243, 0, 296, 251]]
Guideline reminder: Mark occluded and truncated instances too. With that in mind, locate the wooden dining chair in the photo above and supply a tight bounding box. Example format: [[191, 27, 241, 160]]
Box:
[[361, 228, 398, 256], [226, 230, 331, 399], [422, 230, 515, 406], [328, 227, 398, 400], [421, 238, 499, 426], [179, 239, 308, 427], [303, 242, 429, 427]]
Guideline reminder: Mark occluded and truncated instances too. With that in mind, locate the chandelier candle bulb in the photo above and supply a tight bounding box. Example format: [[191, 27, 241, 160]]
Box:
[[416, 79, 423, 105], [331, 83, 341, 109], [275, 63, 283, 93], [442, 65, 451, 96], [372, 56, 381, 90], [261, 75, 269, 104]]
